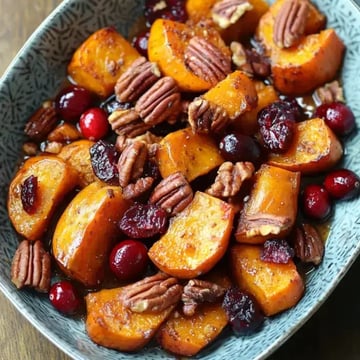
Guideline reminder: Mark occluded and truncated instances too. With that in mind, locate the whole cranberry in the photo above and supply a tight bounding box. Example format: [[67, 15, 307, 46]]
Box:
[[324, 168, 360, 200], [302, 184, 332, 220], [49, 281, 81, 315], [132, 30, 150, 57], [109, 240, 148, 281], [315, 102, 355, 136], [56, 85, 93, 122], [79, 107, 109, 141]]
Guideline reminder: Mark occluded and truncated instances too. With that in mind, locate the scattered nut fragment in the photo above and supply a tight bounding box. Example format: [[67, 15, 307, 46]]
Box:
[[184, 36, 231, 86], [212, 0, 253, 29], [22, 142, 38, 156], [206, 161, 255, 198], [24, 100, 58, 142], [149, 171, 193, 215], [47, 123, 81, 143], [11, 240, 51, 293], [293, 223, 325, 265], [115, 57, 161, 102], [182, 279, 226, 316], [188, 97, 230, 134], [313, 80, 345, 105], [273, 0, 309, 48], [43, 141, 63, 154], [121, 272, 183, 313]]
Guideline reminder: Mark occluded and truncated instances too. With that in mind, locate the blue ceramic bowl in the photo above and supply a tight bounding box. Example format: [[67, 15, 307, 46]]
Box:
[[0, 1, 359, 359]]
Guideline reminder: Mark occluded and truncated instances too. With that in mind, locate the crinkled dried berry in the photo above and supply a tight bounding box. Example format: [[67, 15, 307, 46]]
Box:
[[21, 175, 38, 214], [90, 140, 119, 185], [222, 287, 264, 335], [100, 94, 132, 115], [119, 203, 169, 239], [261, 239, 294, 264], [145, 0, 187, 26]]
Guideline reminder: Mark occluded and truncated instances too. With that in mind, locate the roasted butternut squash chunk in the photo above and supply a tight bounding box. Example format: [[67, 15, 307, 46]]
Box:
[[67, 27, 140, 97], [235, 164, 300, 244], [230, 244, 304, 316], [86, 287, 174, 352], [52, 182, 131, 287], [148, 191, 235, 279], [7, 155, 77, 241]]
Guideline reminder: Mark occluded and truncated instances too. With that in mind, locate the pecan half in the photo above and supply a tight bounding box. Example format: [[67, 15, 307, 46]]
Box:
[[11, 240, 51, 293], [121, 272, 183, 313], [188, 97, 230, 134], [182, 279, 226, 316], [273, 0, 309, 48], [117, 141, 148, 187], [184, 36, 231, 86], [212, 0, 253, 29], [115, 57, 161, 102], [115, 132, 161, 157], [149, 171, 193, 215], [313, 80, 345, 105], [122, 177, 154, 200], [108, 108, 151, 137], [206, 161, 255, 198], [135, 76, 181, 126], [293, 223, 324, 265], [24, 100, 58, 142]]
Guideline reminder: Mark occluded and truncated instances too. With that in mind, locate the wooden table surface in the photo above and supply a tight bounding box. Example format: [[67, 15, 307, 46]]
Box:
[[1, 1, 360, 359]]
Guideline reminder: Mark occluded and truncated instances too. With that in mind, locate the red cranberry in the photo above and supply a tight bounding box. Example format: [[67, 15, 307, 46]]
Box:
[[324, 168, 360, 200], [79, 107, 109, 141], [49, 281, 81, 314], [132, 30, 150, 57], [302, 184, 332, 220], [109, 240, 148, 281], [315, 102, 355, 136], [20, 175, 38, 214], [56, 85, 93, 122]]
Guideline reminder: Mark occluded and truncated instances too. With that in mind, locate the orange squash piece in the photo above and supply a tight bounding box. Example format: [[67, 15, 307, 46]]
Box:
[[235, 164, 300, 244], [7, 155, 77, 241], [230, 244, 304, 316], [148, 18, 230, 92], [67, 27, 140, 97], [52, 182, 131, 287], [148, 191, 235, 279], [86, 287, 175, 352], [268, 118, 343, 174], [155, 127, 224, 182]]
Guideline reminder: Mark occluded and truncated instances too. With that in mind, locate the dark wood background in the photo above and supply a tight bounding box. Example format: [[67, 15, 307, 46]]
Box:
[[1, 0, 359, 359]]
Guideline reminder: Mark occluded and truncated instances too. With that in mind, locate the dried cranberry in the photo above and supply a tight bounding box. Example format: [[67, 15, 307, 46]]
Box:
[[143, 159, 161, 181], [315, 101, 355, 136], [109, 240, 148, 281], [21, 175, 38, 214], [323, 168, 360, 200], [260, 239, 294, 264], [49, 281, 81, 315], [132, 30, 150, 57], [79, 107, 109, 141], [90, 140, 119, 185], [302, 184, 332, 220], [222, 287, 264, 335], [145, 0, 187, 25], [100, 94, 132, 115], [119, 203, 168, 239]]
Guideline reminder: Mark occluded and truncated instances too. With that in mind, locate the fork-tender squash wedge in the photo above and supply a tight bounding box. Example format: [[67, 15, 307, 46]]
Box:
[[67, 27, 140, 97], [230, 244, 304, 316], [148, 191, 235, 279], [268, 118, 343, 174], [235, 164, 300, 244], [7, 155, 77, 241], [86, 287, 175, 352], [52, 182, 131, 287]]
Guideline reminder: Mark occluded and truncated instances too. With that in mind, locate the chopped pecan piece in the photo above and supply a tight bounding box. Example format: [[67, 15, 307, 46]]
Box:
[[206, 161, 255, 198], [121, 272, 183, 313], [313, 80, 345, 105], [24, 100, 58, 142], [149, 171, 193, 215], [47, 123, 81, 143], [115, 57, 161, 102], [184, 36, 231, 86], [115, 132, 161, 157], [122, 177, 154, 200], [212, 0, 253, 29], [273, 0, 309, 48], [135, 76, 181, 126], [22, 142, 38, 156], [293, 223, 324, 265], [11, 240, 51, 293], [117, 141, 148, 187], [182, 279, 226, 316], [43, 141, 63, 154], [188, 97, 230, 134]]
